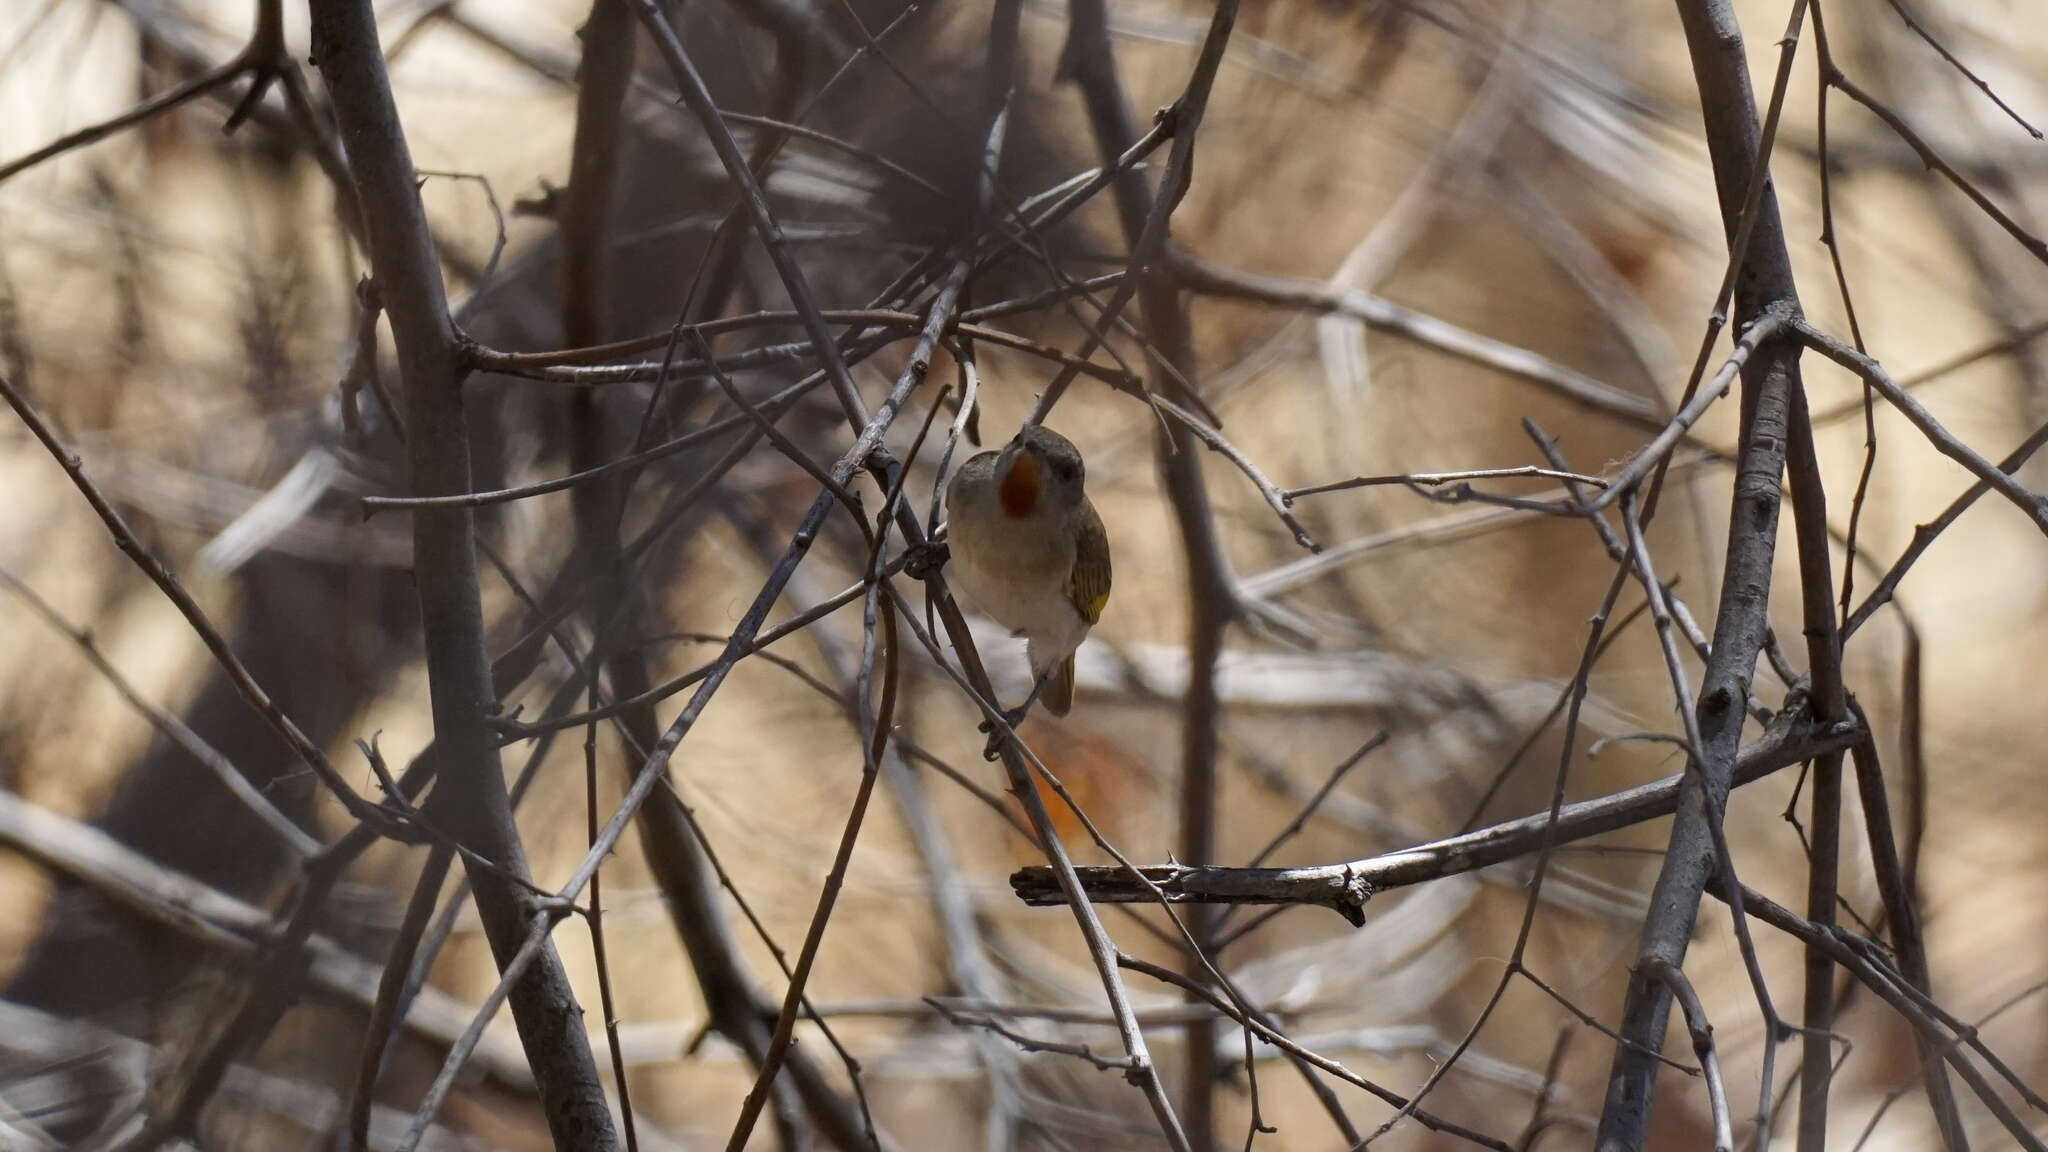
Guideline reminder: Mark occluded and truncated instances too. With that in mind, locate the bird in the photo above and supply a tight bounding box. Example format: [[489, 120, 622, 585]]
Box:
[[943, 424, 1111, 758]]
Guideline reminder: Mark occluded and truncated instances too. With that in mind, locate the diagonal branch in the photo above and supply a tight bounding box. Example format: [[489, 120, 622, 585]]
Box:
[[0, 371, 398, 836], [0, 565, 319, 858], [1799, 319, 2048, 534], [0, 0, 290, 186]]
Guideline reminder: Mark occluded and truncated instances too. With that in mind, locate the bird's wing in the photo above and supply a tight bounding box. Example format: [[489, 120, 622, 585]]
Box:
[[1067, 502, 1112, 625]]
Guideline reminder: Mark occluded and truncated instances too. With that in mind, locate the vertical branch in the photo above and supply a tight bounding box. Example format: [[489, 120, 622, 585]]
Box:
[[721, 583, 897, 1152], [628, 0, 866, 424], [559, 8, 642, 1148], [1596, 0, 1810, 1146], [1783, 392, 1846, 1152], [1058, 2, 1240, 1140], [674, 0, 835, 327], [554, 2, 875, 1146], [1160, 161, 1232, 1152], [305, 4, 620, 1149], [1026, 0, 1241, 427], [1808, 1, 1880, 633]]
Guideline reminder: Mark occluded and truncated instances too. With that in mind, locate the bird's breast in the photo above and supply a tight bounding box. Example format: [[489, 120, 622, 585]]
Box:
[[946, 496, 1081, 641]]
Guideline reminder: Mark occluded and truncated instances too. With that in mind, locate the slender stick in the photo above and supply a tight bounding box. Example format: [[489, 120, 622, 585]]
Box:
[[1720, 884, 2048, 1152], [1782, 380, 1849, 1152], [0, 566, 319, 857], [345, 844, 455, 1152], [1826, 69, 2048, 266], [0, 371, 400, 836], [1843, 414, 2048, 637], [1643, 960, 1735, 1152], [1170, 252, 1665, 428], [393, 914, 564, 1152], [1022, 0, 1241, 429], [1799, 320, 2048, 533], [626, 0, 867, 423], [1848, 730, 1969, 1147]]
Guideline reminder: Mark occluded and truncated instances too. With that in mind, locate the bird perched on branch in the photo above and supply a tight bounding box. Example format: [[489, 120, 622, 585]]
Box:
[[944, 425, 1111, 759]]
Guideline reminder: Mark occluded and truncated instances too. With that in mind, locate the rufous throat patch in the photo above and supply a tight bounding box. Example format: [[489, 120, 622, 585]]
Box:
[[999, 451, 1040, 518]]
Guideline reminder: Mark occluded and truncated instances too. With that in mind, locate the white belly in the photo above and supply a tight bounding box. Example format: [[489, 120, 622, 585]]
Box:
[[946, 507, 1089, 678]]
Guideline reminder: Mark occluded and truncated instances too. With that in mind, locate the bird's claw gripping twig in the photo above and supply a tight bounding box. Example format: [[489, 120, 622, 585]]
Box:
[[978, 673, 1052, 760], [903, 539, 950, 580], [978, 705, 1030, 761]]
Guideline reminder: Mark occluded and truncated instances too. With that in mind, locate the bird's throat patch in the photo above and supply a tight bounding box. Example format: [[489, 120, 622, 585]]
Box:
[[999, 452, 1040, 518]]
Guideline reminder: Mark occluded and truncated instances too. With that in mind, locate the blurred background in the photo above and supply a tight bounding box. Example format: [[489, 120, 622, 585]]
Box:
[[1, 0, 2046, 1147]]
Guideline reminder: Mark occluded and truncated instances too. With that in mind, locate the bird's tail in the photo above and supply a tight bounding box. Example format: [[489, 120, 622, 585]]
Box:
[[1045, 654, 1075, 717]]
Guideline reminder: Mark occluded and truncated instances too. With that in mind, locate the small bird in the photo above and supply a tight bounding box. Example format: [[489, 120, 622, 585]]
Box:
[[944, 425, 1111, 757]]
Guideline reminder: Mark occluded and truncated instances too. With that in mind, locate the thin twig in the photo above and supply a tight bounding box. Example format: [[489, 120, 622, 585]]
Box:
[[1114, 953, 1516, 1152], [1288, 467, 1609, 500], [1578, 306, 1796, 515], [0, 370, 400, 835], [628, 0, 866, 424], [927, 1001, 1136, 1071], [1169, 251, 1665, 428], [1718, 884, 2048, 1152], [1154, 394, 1319, 551], [1847, 726, 1968, 1147], [345, 844, 456, 1152], [392, 912, 564, 1152], [1798, 319, 2048, 533], [1827, 67, 2048, 266], [0, 565, 320, 857], [1843, 413, 2048, 637], [1642, 960, 1733, 1152], [1244, 732, 1389, 868]]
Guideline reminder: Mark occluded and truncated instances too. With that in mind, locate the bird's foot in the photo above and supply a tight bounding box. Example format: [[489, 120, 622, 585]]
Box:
[[978, 675, 1051, 760], [978, 705, 1030, 761], [902, 539, 949, 580]]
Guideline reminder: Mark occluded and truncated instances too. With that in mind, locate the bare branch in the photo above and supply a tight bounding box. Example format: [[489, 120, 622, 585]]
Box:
[[308, 1, 620, 1146], [1798, 319, 2048, 534], [1596, 0, 1812, 1143], [1642, 960, 1734, 1152], [1827, 67, 2048, 266], [1288, 467, 1609, 501], [0, 370, 399, 835], [1169, 251, 1665, 428], [1012, 697, 1858, 914], [0, 566, 319, 857]]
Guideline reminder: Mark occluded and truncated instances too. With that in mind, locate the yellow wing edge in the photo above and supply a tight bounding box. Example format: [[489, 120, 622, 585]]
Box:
[[1068, 503, 1112, 625]]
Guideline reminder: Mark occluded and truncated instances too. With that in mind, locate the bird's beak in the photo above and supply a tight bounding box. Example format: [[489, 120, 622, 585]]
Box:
[[994, 438, 1027, 479]]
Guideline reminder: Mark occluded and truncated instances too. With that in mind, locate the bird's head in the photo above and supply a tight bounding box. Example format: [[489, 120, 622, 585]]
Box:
[[996, 425, 1086, 519]]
